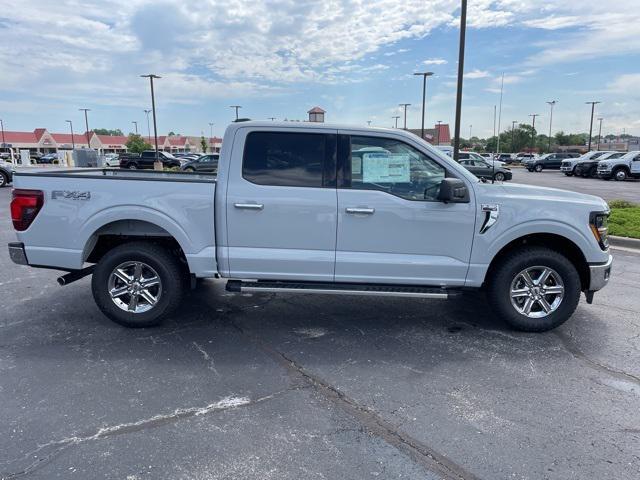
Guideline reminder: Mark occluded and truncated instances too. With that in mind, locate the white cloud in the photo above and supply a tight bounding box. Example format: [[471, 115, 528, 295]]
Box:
[[608, 74, 640, 96], [423, 58, 448, 65], [465, 69, 490, 79]]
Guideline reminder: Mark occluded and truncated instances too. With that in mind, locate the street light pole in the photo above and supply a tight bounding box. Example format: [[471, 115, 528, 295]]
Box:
[[546, 100, 556, 152], [65, 120, 75, 149], [141, 74, 162, 168], [0, 118, 5, 149], [511, 120, 517, 152], [437, 120, 442, 145], [398, 104, 411, 130], [132, 121, 138, 135], [492, 105, 497, 154], [585, 101, 601, 151], [596, 117, 603, 151], [469, 124, 472, 139], [392, 116, 400, 128], [144, 109, 151, 140], [78, 108, 91, 148], [453, 0, 467, 161], [528, 113, 540, 152], [413, 72, 433, 139], [230, 105, 242, 120], [208, 122, 214, 152]]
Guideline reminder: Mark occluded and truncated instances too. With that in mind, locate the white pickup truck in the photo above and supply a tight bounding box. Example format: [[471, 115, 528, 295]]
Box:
[[8, 122, 612, 332]]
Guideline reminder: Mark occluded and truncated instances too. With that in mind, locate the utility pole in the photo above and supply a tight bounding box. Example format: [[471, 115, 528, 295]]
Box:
[[78, 108, 91, 148], [65, 120, 75, 149], [413, 72, 433, 139], [144, 109, 151, 140], [492, 105, 496, 154], [132, 121, 138, 135], [496, 73, 505, 155], [453, 0, 468, 161], [208, 122, 214, 152], [398, 104, 411, 130], [529, 113, 540, 152], [585, 101, 601, 151], [596, 117, 603, 151], [392, 116, 400, 128], [437, 120, 442, 145], [0, 118, 5, 150], [511, 120, 517, 152], [546, 100, 556, 152], [469, 124, 472, 139], [141, 74, 162, 168], [230, 105, 242, 120]]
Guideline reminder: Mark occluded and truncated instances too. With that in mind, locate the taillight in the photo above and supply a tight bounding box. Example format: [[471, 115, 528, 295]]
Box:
[[11, 189, 44, 231]]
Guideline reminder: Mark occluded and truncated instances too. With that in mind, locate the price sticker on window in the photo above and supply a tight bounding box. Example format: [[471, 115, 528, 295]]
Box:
[[362, 152, 410, 183]]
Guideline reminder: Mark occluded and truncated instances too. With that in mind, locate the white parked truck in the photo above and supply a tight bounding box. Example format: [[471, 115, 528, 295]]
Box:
[[8, 122, 612, 331]]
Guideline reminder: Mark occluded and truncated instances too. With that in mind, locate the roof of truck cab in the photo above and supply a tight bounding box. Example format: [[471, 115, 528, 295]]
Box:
[[226, 121, 406, 136]]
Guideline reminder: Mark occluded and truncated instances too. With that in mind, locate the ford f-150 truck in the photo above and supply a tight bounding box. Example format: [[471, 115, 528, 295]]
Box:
[[8, 122, 613, 332]]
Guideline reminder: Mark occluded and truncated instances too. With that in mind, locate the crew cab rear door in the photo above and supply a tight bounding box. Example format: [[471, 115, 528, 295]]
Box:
[[224, 127, 338, 281], [631, 153, 640, 176], [334, 132, 476, 286]]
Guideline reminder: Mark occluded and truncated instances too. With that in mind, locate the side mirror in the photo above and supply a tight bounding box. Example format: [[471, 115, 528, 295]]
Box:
[[437, 178, 470, 203]]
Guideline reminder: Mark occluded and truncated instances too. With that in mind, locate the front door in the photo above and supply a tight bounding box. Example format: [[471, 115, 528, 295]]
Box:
[[225, 129, 338, 281], [631, 153, 640, 176], [335, 133, 476, 286]]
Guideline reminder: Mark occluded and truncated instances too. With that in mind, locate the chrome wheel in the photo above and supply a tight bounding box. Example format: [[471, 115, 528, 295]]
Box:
[[614, 169, 627, 181], [510, 266, 564, 318], [494, 172, 505, 182], [108, 261, 162, 313]]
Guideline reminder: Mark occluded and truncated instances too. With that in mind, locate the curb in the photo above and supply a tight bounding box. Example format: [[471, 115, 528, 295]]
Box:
[[609, 235, 640, 250]]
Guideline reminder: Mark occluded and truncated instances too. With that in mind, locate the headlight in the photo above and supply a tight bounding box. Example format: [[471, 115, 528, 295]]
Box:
[[589, 212, 609, 250]]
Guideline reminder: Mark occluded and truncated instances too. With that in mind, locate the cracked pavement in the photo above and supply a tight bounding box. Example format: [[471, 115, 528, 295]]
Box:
[[1, 186, 639, 479]]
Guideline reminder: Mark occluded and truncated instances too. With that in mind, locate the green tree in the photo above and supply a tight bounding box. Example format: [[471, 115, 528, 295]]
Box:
[[126, 133, 152, 154], [200, 136, 207, 152], [94, 128, 124, 136], [168, 131, 177, 136]]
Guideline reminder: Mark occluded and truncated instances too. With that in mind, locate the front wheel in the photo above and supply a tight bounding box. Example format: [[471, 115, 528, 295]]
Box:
[[487, 247, 581, 332], [613, 168, 628, 181], [91, 242, 185, 327], [493, 172, 505, 182], [534, 164, 543, 172], [0, 172, 7, 187]]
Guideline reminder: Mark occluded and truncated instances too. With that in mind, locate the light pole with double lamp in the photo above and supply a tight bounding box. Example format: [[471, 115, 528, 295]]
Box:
[[413, 72, 433, 139], [141, 74, 162, 168], [65, 120, 75, 149], [546, 100, 556, 152], [208, 122, 214, 152], [79, 108, 91, 148], [585, 101, 601, 151]]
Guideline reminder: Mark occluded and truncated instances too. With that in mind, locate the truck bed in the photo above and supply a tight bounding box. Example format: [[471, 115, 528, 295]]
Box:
[[12, 168, 218, 277]]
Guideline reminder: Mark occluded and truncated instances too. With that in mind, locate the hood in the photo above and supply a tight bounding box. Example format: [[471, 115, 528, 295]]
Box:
[[490, 182, 608, 209]]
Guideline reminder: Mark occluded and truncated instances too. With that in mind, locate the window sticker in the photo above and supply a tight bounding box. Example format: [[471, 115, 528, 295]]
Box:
[[362, 152, 410, 183]]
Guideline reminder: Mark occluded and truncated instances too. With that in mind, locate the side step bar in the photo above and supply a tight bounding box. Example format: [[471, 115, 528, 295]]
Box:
[[226, 280, 459, 299]]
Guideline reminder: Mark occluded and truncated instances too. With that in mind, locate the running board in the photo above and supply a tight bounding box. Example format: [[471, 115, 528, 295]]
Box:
[[226, 280, 458, 299]]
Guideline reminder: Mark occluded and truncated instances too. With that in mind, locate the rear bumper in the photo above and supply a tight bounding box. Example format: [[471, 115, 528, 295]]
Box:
[[588, 254, 613, 291], [8, 242, 28, 265]]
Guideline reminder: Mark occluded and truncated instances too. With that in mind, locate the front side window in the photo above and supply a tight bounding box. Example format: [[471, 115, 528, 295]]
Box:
[[243, 132, 329, 187], [347, 136, 446, 201]]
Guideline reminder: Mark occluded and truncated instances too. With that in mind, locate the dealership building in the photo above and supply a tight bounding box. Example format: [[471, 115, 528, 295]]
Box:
[[0, 128, 222, 155]]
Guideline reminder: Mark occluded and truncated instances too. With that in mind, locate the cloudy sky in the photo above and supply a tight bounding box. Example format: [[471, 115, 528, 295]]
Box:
[[0, 0, 638, 138]]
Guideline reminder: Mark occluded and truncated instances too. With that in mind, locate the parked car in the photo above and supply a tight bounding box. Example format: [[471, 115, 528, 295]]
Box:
[[458, 152, 505, 167], [597, 151, 640, 181], [103, 153, 120, 167], [494, 153, 515, 164], [515, 153, 536, 162], [37, 153, 59, 164], [180, 154, 219, 173], [574, 152, 624, 178], [8, 121, 612, 333], [0, 161, 13, 187], [119, 150, 182, 169], [527, 152, 579, 172], [458, 158, 512, 181], [560, 151, 615, 176]]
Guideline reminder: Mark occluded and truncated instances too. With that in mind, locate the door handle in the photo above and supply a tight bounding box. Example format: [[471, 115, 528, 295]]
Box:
[[234, 203, 264, 210], [345, 207, 375, 215]]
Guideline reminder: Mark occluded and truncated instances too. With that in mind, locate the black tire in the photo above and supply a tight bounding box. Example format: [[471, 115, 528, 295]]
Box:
[[486, 247, 581, 332], [588, 166, 598, 178], [534, 164, 543, 172], [0, 171, 7, 188], [493, 172, 505, 182], [91, 242, 185, 328], [128, 163, 138, 170], [184, 167, 195, 172], [613, 168, 628, 181], [564, 172, 573, 177]]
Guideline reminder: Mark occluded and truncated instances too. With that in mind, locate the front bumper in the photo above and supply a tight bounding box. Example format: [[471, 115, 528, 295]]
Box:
[[8, 242, 28, 265], [597, 170, 612, 178], [588, 254, 613, 291]]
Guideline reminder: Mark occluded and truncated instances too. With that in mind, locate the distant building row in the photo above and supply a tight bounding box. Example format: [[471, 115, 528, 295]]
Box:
[[0, 129, 222, 154]]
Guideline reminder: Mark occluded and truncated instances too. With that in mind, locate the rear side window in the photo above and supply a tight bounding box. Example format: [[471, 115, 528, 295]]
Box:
[[243, 132, 332, 187]]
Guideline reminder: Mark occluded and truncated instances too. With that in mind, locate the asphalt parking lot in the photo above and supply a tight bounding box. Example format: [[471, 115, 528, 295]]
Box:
[[509, 167, 639, 203], [1, 185, 639, 480]]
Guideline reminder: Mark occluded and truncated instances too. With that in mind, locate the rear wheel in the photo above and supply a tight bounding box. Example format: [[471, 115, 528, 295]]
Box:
[[0, 172, 7, 187], [534, 164, 543, 172], [184, 167, 195, 172], [91, 242, 185, 327], [613, 168, 628, 181], [493, 171, 505, 182], [487, 247, 581, 332], [128, 163, 138, 170]]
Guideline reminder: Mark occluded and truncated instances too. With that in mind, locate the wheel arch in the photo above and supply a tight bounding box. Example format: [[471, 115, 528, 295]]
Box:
[[484, 233, 590, 291]]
